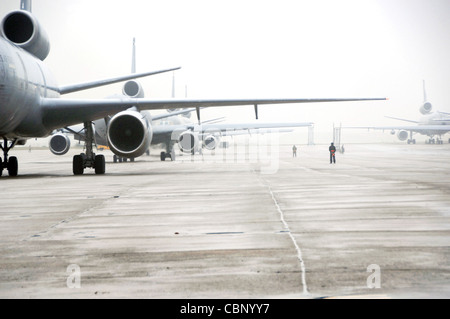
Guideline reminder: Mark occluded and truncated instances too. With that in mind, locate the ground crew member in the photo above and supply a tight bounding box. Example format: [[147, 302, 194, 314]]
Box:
[[292, 145, 297, 157], [329, 142, 336, 164]]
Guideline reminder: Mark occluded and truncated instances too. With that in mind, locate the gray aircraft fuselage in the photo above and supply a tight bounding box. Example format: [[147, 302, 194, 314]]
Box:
[[0, 36, 59, 139]]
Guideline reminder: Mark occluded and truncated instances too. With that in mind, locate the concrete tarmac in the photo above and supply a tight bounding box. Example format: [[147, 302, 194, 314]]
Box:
[[0, 143, 449, 298]]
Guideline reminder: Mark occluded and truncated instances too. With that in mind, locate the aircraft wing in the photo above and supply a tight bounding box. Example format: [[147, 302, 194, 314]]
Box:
[[151, 108, 197, 121], [152, 122, 312, 134], [41, 97, 385, 131], [385, 116, 418, 124], [345, 125, 450, 133], [57, 67, 181, 95], [151, 121, 312, 146], [194, 122, 313, 132]]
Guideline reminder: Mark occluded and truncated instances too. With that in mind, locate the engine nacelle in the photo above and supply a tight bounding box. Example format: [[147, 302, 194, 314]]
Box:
[[1, 10, 50, 61], [49, 133, 71, 155], [178, 130, 199, 153], [122, 80, 145, 98], [397, 130, 408, 141], [420, 102, 432, 115], [107, 110, 153, 158], [203, 135, 219, 151]]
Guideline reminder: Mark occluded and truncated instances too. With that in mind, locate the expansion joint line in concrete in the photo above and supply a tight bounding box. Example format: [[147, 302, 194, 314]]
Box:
[[261, 178, 309, 295]]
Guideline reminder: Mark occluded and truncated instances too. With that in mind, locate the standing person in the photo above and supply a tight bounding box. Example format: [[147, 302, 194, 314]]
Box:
[[329, 142, 336, 164], [292, 145, 297, 157]]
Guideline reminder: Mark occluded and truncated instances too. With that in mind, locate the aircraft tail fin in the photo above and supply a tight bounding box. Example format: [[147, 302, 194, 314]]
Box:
[[131, 38, 136, 74], [423, 80, 427, 102]]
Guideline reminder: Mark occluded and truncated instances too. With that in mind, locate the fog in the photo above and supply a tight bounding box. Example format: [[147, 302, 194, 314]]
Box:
[[2, 0, 450, 143]]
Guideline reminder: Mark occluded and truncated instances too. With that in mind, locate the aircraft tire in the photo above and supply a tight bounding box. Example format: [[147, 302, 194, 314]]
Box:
[[7, 156, 18, 177], [160, 152, 166, 161], [73, 155, 84, 175], [95, 155, 105, 175]]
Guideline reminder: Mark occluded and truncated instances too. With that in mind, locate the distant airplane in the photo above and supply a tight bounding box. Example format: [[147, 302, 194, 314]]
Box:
[[346, 81, 450, 144], [0, 0, 386, 176]]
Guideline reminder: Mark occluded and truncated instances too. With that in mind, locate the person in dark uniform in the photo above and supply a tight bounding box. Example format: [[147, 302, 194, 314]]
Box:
[[292, 145, 297, 157], [329, 142, 336, 164]]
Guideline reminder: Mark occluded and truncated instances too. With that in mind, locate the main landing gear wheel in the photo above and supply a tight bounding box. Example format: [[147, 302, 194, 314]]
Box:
[[73, 154, 105, 175], [7, 156, 18, 177], [72, 122, 106, 175], [73, 154, 84, 175], [0, 158, 16, 177], [160, 150, 176, 161], [95, 155, 106, 174]]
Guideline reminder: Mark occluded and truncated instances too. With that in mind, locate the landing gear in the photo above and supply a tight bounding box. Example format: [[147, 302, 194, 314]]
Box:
[[160, 142, 176, 161], [426, 138, 444, 144], [0, 138, 18, 177], [72, 122, 105, 175], [160, 149, 176, 161]]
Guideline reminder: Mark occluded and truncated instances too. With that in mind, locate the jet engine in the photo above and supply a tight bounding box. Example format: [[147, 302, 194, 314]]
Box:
[[178, 130, 199, 153], [107, 110, 153, 158], [420, 102, 432, 115], [1, 10, 50, 61], [397, 130, 408, 141], [49, 133, 71, 155], [122, 80, 145, 98], [203, 135, 219, 151]]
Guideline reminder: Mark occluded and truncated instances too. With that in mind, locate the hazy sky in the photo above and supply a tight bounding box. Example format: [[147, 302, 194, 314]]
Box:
[[2, 0, 450, 133]]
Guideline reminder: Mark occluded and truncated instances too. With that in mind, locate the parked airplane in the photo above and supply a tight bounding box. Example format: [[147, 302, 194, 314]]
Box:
[[49, 40, 313, 162], [0, 0, 386, 176], [346, 81, 450, 144]]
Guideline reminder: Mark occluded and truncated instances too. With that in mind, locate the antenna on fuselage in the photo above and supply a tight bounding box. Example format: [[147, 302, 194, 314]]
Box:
[[21, 0, 32, 12]]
